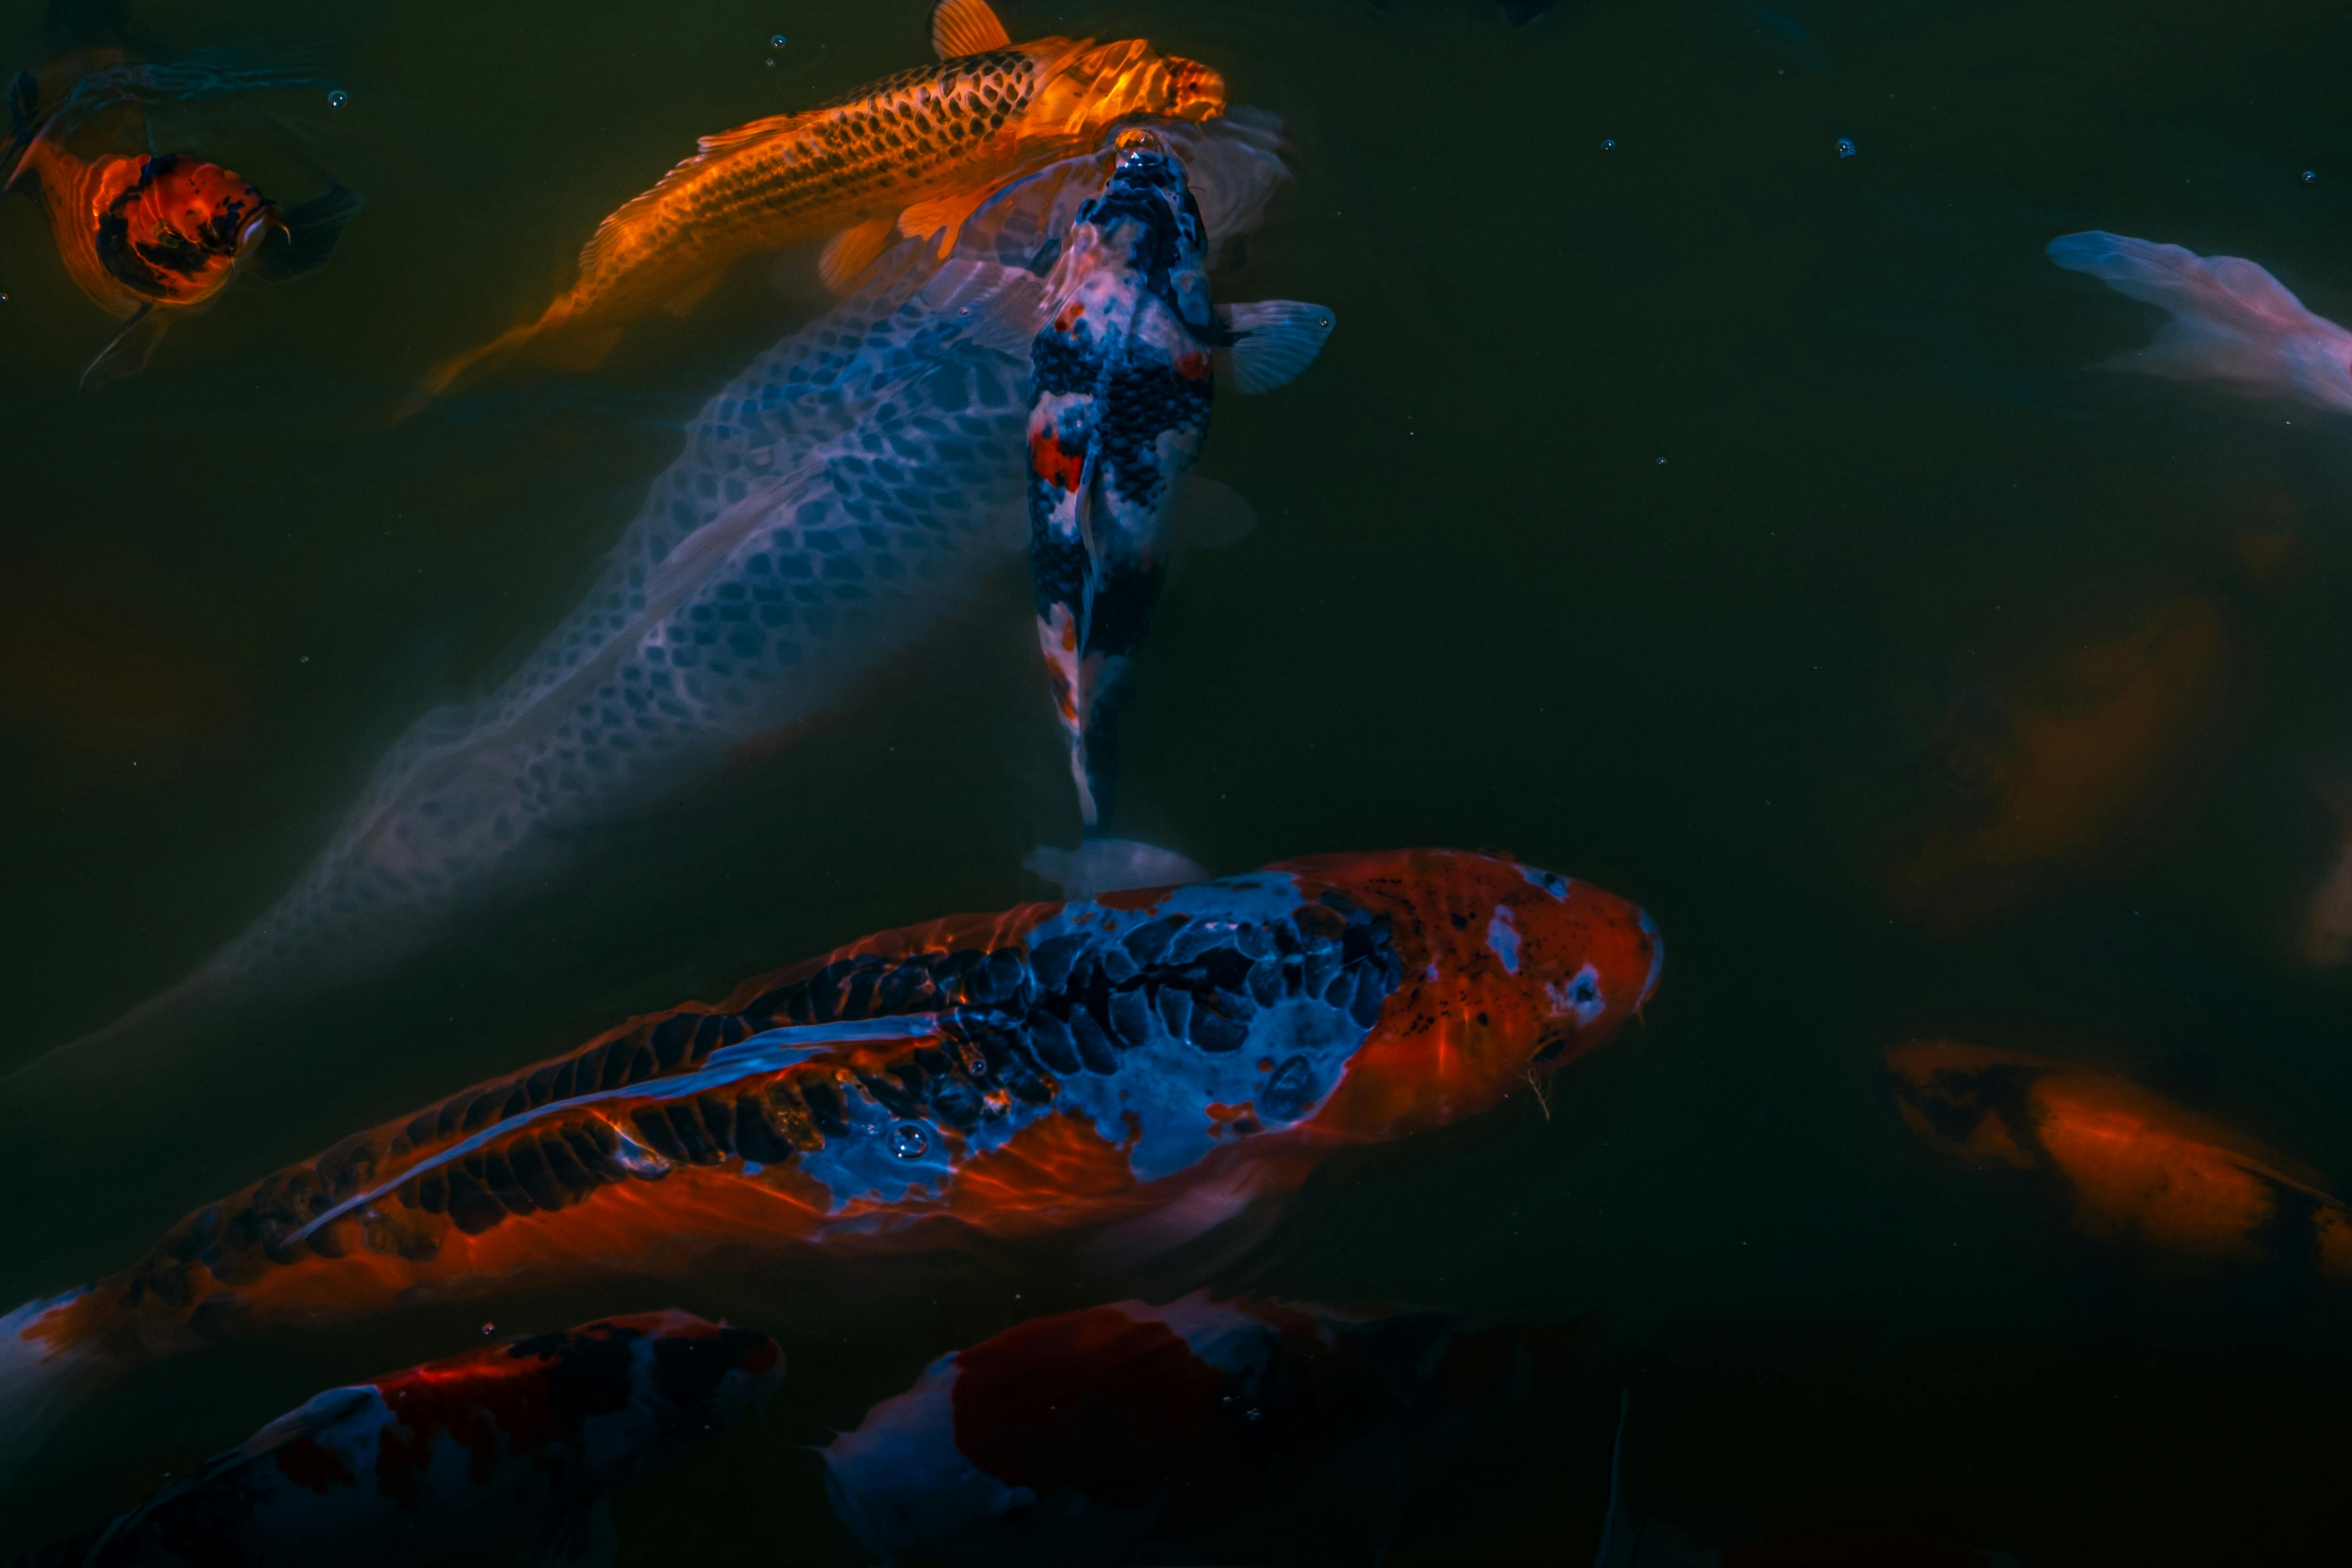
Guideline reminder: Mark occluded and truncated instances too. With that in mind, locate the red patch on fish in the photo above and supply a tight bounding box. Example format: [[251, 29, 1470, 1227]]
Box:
[[372, 1352, 569, 1507], [1029, 429, 1087, 492], [950, 1306, 1223, 1507]]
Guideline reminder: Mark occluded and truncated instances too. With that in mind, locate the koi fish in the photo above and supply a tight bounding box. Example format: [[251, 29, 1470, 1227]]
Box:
[[2, 59, 357, 386], [823, 1291, 1593, 1565], [1886, 1041, 2352, 1279], [412, 0, 1225, 404], [1889, 597, 2225, 930], [0, 849, 1659, 1475], [8, 1311, 781, 1568], [24, 111, 1294, 1076], [1026, 132, 1331, 829], [2047, 232, 2352, 416]]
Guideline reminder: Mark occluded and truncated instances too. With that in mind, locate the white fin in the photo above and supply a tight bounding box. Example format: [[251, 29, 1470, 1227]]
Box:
[[1025, 839, 1207, 900], [80, 305, 168, 389], [818, 217, 898, 294], [1170, 474, 1258, 550], [531, 1494, 617, 1567], [961, 271, 1047, 355], [241, 1384, 377, 1457], [0, 1286, 110, 1481], [1082, 1156, 1276, 1269], [931, 0, 1013, 59], [661, 270, 723, 318], [1216, 300, 1335, 394]]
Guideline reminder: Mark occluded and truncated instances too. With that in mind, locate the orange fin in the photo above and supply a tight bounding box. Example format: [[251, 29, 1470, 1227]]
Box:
[[662, 270, 723, 318], [931, 0, 1012, 59], [818, 217, 896, 293], [896, 183, 996, 257]]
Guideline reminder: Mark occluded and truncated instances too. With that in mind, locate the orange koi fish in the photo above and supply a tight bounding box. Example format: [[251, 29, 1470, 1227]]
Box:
[[413, 0, 1225, 404], [2, 61, 358, 386], [0, 849, 1658, 1473], [1886, 1041, 2352, 1278], [9, 1312, 780, 1568], [1890, 597, 2225, 930]]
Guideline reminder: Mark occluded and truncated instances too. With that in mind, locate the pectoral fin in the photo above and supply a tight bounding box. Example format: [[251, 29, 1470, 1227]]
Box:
[[930, 0, 1012, 59], [1170, 475, 1257, 550], [1216, 300, 1337, 394], [817, 217, 897, 293], [896, 182, 996, 258], [661, 270, 723, 318], [80, 305, 167, 389]]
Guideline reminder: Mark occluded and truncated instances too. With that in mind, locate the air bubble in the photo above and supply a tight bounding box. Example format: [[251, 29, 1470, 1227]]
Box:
[[2305, 170, 2318, 183], [772, 33, 787, 47], [891, 1122, 929, 1159], [1602, 137, 1616, 150], [327, 89, 348, 108], [480, 1322, 495, 1335], [1836, 137, 1856, 158]]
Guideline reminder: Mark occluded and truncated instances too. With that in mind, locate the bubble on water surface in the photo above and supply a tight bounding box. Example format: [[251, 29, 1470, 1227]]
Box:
[[891, 1123, 929, 1159], [1836, 137, 1856, 158], [2305, 170, 2317, 182], [1602, 137, 1616, 150], [327, 89, 347, 108], [772, 33, 787, 47]]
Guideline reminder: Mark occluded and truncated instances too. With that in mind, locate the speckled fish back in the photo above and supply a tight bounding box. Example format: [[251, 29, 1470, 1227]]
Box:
[[569, 49, 1053, 319]]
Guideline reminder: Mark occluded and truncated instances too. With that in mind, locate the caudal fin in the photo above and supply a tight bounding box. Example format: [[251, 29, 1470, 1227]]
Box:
[[399, 305, 619, 418], [2047, 230, 2352, 413], [0, 1285, 130, 1482]]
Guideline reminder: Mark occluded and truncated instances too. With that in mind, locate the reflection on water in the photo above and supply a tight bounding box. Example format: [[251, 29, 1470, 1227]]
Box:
[[5, 0, 2352, 1562]]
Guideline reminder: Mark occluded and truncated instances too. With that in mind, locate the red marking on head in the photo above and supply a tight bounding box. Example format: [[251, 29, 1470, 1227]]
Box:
[[1275, 850, 1659, 1141], [1029, 428, 1086, 492], [272, 1435, 356, 1493]]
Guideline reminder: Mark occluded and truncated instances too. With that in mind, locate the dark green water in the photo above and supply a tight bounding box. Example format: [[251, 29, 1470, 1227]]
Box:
[[5, 0, 2352, 1561]]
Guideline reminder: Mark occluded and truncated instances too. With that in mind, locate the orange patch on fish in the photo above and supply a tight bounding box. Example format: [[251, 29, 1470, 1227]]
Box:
[[1029, 428, 1088, 492]]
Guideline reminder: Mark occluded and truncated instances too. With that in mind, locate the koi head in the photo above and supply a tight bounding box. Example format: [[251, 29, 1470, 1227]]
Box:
[[1044, 39, 1226, 135], [1280, 849, 1662, 1141], [92, 152, 280, 306]]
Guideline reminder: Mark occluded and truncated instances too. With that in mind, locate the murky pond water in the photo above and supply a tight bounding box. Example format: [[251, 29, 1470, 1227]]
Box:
[[4, 0, 2351, 1562]]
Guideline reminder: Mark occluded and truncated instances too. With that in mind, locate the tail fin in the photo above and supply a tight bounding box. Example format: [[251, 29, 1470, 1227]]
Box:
[[2046, 230, 2352, 413], [397, 308, 618, 419], [255, 183, 361, 281], [0, 1285, 130, 1482]]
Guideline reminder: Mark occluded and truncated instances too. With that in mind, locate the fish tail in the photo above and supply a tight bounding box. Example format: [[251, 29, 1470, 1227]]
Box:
[[0, 1284, 134, 1482], [400, 306, 618, 417]]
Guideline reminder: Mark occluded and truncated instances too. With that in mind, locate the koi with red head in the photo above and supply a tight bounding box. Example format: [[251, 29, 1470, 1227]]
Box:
[[7, 1311, 780, 1568], [3, 61, 358, 384], [0, 850, 1656, 1470]]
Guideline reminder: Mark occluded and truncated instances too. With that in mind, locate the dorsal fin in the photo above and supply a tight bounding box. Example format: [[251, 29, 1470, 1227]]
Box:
[[577, 112, 807, 275], [931, 0, 1012, 59]]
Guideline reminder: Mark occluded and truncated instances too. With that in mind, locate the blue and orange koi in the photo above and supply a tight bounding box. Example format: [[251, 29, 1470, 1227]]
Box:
[[822, 1292, 1595, 1564], [8, 1311, 779, 1567], [1025, 131, 1332, 828], [0, 850, 1657, 1467], [3, 55, 357, 385]]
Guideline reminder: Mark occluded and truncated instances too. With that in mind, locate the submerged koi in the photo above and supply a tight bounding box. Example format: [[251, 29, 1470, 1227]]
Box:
[[2, 61, 357, 385], [823, 1292, 1593, 1565], [1026, 131, 1331, 829], [1886, 1041, 2352, 1279], [0, 850, 1658, 1469], [23, 112, 1293, 1081], [413, 0, 1225, 404], [8, 1312, 780, 1568]]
